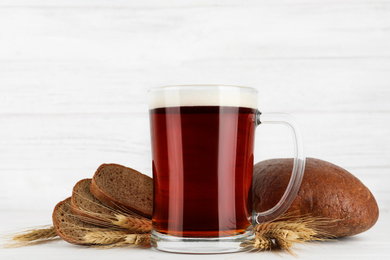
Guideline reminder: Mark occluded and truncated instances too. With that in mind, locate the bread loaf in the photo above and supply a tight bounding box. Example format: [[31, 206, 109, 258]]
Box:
[[252, 158, 379, 237], [90, 164, 153, 218]]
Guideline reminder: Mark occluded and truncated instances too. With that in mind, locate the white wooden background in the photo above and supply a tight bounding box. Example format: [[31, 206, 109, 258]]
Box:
[[1, 0, 390, 259]]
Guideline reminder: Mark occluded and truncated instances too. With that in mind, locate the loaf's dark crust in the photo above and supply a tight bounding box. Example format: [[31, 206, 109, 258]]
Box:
[[90, 164, 153, 219], [252, 158, 379, 238]]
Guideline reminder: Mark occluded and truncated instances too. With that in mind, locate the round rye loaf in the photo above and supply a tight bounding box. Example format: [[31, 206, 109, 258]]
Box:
[[252, 158, 379, 238]]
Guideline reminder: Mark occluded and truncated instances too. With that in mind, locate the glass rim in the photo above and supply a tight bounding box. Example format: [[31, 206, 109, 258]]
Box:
[[147, 84, 258, 93]]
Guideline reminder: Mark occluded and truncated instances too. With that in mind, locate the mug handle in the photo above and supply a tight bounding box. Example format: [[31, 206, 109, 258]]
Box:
[[253, 111, 306, 224]]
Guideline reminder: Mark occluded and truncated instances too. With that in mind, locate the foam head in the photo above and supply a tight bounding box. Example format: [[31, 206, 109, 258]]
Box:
[[148, 85, 258, 109]]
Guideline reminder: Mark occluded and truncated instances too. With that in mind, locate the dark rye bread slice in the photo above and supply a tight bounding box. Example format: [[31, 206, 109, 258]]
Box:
[[71, 178, 117, 227], [53, 197, 128, 245], [90, 164, 153, 218]]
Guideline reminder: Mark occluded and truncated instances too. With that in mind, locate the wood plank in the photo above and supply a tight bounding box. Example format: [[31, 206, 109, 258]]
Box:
[[0, 0, 389, 8], [0, 161, 386, 211], [1, 1, 389, 60], [0, 59, 389, 114], [0, 112, 387, 171]]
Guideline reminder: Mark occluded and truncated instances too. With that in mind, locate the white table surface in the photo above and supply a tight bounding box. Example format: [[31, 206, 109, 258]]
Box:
[[1, 208, 389, 260], [1, 0, 389, 259]]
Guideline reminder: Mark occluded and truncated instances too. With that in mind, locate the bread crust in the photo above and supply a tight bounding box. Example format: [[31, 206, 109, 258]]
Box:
[[252, 158, 379, 238]]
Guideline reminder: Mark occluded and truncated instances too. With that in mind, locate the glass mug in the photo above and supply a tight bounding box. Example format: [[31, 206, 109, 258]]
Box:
[[148, 85, 305, 253]]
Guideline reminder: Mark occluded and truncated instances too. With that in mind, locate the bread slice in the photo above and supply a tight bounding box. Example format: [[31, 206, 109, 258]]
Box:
[[53, 197, 128, 245], [71, 178, 117, 227], [90, 164, 153, 218]]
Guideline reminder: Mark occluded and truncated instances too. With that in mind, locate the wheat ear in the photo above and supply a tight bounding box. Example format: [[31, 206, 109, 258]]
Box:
[[111, 214, 151, 233], [13, 226, 58, 242], [2, 226, 59, 248], [84, 230, 127, 245], [72, 191, 152, 233], [73, 208, 151, 233], [83, 231, 151, 248], [245, 215, 331, 254]]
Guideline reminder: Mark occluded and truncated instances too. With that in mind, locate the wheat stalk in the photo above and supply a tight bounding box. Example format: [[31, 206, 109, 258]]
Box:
[[83, 231, 151, 248], [12, 226, 58, 242], [244, 215, 331, 254], [74, 208, 151, 233], [74, 209, 152, 233], [125, 234, 151, 245], [251, 236, 273, 251], [2, 201, 333, 255], [72, 191, 152, 233], [2, 226, 59, 248], [84, 230, 127, 244], [111, 213, 151, 233]]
